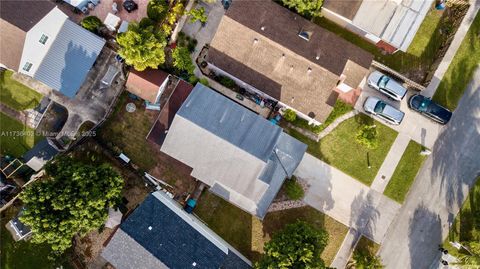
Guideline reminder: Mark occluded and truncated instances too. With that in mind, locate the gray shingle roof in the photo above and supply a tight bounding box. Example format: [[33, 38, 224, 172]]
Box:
[[161, 84, 307, 218], [101, 192, 251, 269], [34, 19, 105, 98]]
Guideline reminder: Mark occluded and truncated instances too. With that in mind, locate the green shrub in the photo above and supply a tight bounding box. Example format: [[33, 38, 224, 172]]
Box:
[[188, 7, 208, 24], [283, 109, 297, 122], [81, 16, 102, 32], [199, 77, 209, 86], [284, 177, 304, 200], [147, 0, 169, 22], [139, 17, 155, 28], [355, 125, 378, 149], [188, 76, 199, 85], [217, 75, 236, 88]]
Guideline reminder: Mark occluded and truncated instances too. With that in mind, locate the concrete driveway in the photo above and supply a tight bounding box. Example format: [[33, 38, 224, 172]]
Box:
[[355, 78, 444, 149], [378, 68, 480, 269], [294, 154, 401, 243]]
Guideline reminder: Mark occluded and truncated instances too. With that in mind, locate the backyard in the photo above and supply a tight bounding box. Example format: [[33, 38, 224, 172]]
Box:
[[194, 191, 348, 266], [286, 113, 398, 186], [383, 140, 427, 203], [433, 12, 480, 110], [0, 206, 73, 269], [98, 93, 158, 171], [0, 70, 42, 111], [313, 3, 468, 84], [0, 112, 43, 157]]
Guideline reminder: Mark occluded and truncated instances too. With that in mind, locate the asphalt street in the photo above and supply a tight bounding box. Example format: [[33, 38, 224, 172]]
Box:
[[378, 68, 480, 269]]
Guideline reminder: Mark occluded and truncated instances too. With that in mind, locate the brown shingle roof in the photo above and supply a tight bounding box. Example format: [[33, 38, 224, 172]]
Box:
[[126, 69, 169, 103], [0, 1, 55, 32], [0, 19, 25, 71], [208, 0, 373, 122], [224, 0, 373, 75]]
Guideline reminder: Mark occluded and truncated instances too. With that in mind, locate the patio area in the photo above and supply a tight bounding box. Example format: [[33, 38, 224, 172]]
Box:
[[57, 0, 148, 24]]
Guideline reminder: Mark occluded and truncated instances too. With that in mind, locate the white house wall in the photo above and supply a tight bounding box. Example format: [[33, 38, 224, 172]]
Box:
[[18, 7, 67, 76]]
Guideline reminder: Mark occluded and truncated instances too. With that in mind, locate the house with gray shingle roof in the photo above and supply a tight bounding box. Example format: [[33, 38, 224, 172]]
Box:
[[101, 191, 251, 269], [0, 1, 105, 98], [159, 83, 307, 219]]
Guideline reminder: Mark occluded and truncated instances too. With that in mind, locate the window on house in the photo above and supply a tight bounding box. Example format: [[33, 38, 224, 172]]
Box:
[[23, 62, 33, 72], [39, 34, 48, 44]]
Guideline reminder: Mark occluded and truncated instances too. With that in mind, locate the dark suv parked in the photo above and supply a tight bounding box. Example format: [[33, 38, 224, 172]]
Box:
[[408, 94, 452, 125]]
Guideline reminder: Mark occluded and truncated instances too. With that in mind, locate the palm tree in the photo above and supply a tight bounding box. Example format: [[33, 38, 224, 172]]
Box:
[[454, 242, 480, 268]]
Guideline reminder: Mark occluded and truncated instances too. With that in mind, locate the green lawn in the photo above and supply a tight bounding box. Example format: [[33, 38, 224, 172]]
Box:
[[433, 12, 480, 110], [1, 206, 73, 269], [0, 112, 43, 157], [290, 100, 354, 134], [444, 177, 480, 256], [194, 192, 348, 265], [355, 236, 380, 255], [313, 7, 447, 82], [383, 140, 427, 203], [286, 113, 398, 186], [98, 93, 157, 171], [0, 70, 43, 111]]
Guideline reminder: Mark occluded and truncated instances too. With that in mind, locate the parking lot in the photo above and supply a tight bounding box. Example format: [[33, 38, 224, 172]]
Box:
[[355, 70, 445, 149]]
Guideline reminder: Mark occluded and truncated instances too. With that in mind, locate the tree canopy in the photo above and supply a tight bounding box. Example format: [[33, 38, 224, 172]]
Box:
[[356, 125, 378, 150], [256, 221, 328, 269], [20, 157, 124, 253], [172, 46, 195, 75], [147, 0, 169, 22], [281, 0, 323, 18], [117, 22, 167, 71]]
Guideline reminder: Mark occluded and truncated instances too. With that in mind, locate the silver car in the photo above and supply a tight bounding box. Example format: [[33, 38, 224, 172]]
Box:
[[363, 96, 405, 125], [368, 71, 408, 101]]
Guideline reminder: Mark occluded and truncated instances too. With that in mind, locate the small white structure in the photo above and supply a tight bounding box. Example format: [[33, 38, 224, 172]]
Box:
[[105, 208, 123, 229], [104, 13, 121, 31]]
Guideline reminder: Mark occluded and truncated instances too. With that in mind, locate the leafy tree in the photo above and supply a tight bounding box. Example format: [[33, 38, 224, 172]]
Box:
[[147, 0, 169, 22], [166, 2, 184, 25], [256, 221, 328, 269], [188, 7, 208, 24], [117, 22, 167, 71], [19, 157, 124, 253], [355, 125, 378, 149], [348, 250, 384, 269], [281, 0, 323, 18], [81, 16, 102, 32], [284, 176, 304, 200], [172, 46, 195, 74], [455, 242, 480, 267], [283, 109, 297, 122]]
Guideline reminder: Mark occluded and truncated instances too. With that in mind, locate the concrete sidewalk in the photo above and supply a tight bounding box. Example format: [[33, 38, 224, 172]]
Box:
[[423, 0, 480, 97], [371, 133, 411, 193], [294, 154, 401, 243], [331, 228, 361, 269]]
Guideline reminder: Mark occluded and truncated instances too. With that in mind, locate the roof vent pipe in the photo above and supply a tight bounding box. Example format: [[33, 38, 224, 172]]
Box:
[[261, 26, 265, 31]]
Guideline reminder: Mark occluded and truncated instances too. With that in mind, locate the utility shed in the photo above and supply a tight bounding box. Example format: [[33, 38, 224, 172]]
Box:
[[160, 83, 307, 218], [101, 191, 251, 269], [22, 138, 60, 172]]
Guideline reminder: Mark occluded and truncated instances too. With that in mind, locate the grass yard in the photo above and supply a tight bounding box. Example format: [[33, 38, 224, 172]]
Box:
[[433, 12, 480, 110], [0, 112, 43, 157], [383, 140, 427, 203], [98, 93, 158, 171], [0, 70, 43, 111], [355, 236, 380, 255], [444, 177, 480, 256], [1, 206, 73, 269], [194, 192, 348, 265], [286, 113, 397, 186], [313, 7, 455, 83]]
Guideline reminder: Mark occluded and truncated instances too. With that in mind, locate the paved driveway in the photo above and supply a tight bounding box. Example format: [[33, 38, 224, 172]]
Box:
[[294, 154, 401, 243], [378, 68, 480, 269], [355, 79, 444, 149]]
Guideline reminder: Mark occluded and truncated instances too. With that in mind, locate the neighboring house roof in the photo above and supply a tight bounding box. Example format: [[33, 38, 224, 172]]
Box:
[[147, 79, 194, 145], [160, 84, 307, 218], [207, 0, 373, 122], [126, 69, 170, 103], [326, 0, 434, 51], [31, 18, 105, 98], [101, 191, 251, 269], [23, 139, 59, 172], [0, 0, 55, 71], [0, 1, 55, 32]]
